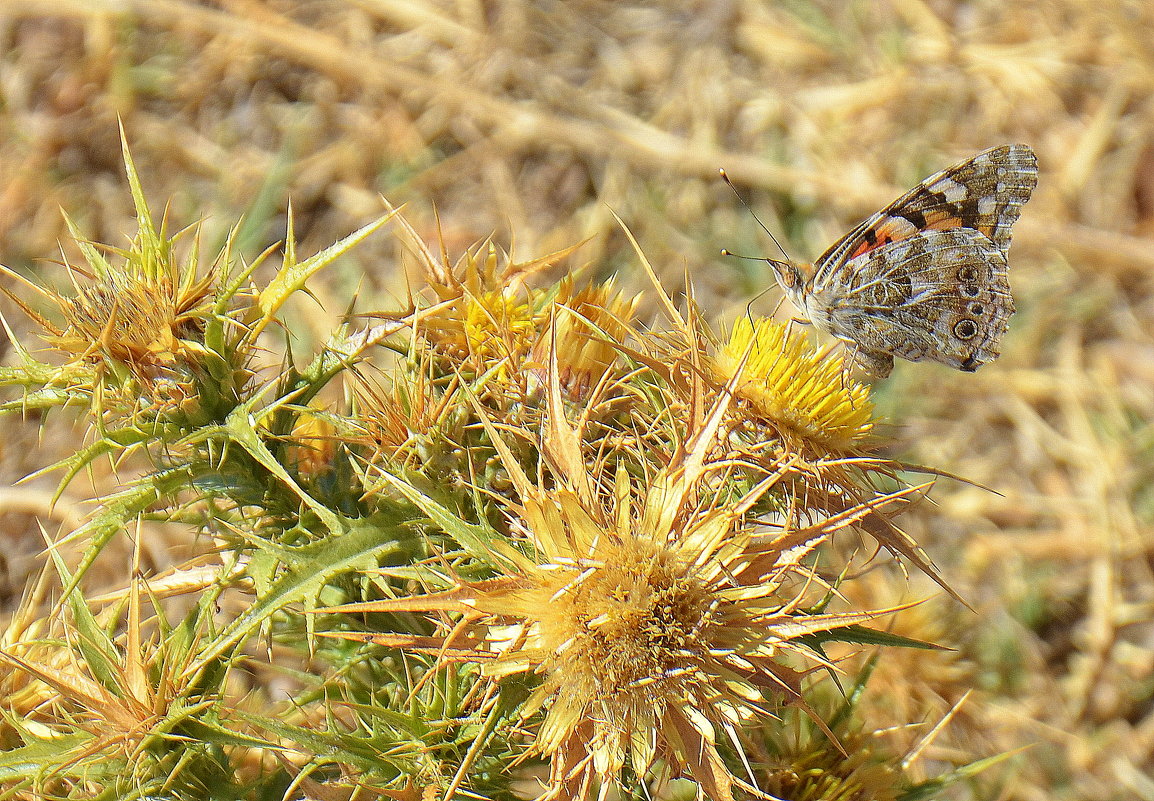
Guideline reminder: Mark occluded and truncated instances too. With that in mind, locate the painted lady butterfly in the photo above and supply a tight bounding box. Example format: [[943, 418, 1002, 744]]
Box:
[[760, 144, 1037, 377]]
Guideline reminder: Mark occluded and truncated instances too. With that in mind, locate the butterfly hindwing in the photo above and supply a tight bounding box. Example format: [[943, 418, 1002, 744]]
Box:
[[815, 228, 1014, 373]]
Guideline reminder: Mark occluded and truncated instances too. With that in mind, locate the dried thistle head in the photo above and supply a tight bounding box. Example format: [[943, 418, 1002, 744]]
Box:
[[0, 136, 249, 424], [350, 362, 467, 479], [0, 551, 217, 785], [525, 276, 641, 401], [53, 260, 215, 368], [3, 242, 220, 409], [323, 373, 906, 801]]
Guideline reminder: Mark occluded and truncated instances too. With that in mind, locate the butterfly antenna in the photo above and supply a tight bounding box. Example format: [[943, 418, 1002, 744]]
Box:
[[715, 252, 778, 326], [719, 168, 791, 262], [718, 169, 799, 332]]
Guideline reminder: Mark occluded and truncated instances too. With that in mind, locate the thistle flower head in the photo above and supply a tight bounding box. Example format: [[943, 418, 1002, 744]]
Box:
[[388, 211, 585, 380], [0, 554, 215, 781], [713, 317, 874, 453], [0, 136, 241, 423], [6, 236, 229, 424], [350, 361, 466, 479], [327, 376, 903, 800], [51, 263, 215, 369], [750, 693, 906, 801], [525, 276, 641, 400], [423, 282, 536, 369]]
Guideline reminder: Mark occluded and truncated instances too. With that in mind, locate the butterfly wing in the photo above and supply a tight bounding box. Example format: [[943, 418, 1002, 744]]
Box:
[[811, 143, 1038, 290], [806, 228, 1013, 375], [796, 144, 1036, 375]]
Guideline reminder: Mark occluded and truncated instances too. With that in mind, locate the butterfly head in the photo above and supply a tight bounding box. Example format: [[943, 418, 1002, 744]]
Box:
[[765, 257, 814, 294]]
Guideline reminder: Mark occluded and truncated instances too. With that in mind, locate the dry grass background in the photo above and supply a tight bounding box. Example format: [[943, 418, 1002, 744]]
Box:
[[0, 1, 1152, 799]]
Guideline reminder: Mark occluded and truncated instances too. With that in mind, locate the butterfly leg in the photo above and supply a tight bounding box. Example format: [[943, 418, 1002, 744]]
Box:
[[782, 314, 811, 349], [853, 350, 894, 379], [840, 343, 860, 407]]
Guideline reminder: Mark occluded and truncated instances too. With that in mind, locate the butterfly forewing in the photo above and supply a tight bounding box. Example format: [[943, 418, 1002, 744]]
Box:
[[812, 144, 1037, 289]]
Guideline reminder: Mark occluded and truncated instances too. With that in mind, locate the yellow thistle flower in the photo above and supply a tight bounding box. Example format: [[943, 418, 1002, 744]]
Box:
[[382, 209, 587, 379], [713, 317, 874, 452], [424, 286, 536, 367], [286, 406, 339, 479], [414, 245, 539, 380], [709, 319, 958, 607]]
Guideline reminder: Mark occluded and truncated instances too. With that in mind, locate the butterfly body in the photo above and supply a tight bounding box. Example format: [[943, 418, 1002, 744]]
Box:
[[765, 144, 1037, 377]]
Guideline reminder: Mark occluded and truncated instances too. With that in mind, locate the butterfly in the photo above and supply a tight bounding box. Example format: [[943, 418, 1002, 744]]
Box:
[[758, 144, 1038, 378]]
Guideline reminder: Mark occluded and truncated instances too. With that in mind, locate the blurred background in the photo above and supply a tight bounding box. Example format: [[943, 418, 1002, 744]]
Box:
[[1, 1, 1152, 799]]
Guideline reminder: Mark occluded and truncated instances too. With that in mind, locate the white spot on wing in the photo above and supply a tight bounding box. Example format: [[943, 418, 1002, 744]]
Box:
[[927, 178, 966, 202]]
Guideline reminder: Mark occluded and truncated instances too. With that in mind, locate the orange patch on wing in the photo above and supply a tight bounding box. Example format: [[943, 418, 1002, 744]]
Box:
[[922, 211, 965, 230], [847, 217, 917, 260], [847, 212, 970, 260]]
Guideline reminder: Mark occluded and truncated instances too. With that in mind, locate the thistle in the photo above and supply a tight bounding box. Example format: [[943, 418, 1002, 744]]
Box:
[[712, 316, 874, 454], [0, 133, 252, 429], [0, 149, 986, 801], [319, 341, 913, 801]]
